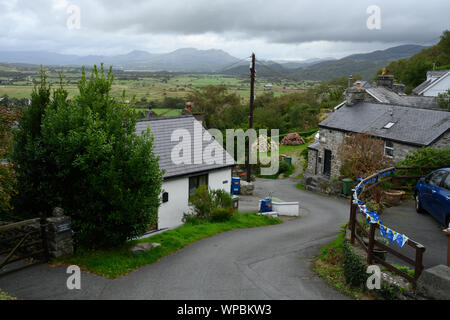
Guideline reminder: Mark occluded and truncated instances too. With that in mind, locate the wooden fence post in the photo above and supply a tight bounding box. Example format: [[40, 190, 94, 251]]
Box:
[[367, 222, 376, 265], [414, 244, 425, 283]]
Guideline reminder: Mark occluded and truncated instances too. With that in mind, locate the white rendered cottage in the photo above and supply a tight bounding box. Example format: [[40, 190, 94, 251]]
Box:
[[136, 115, 235, 230]]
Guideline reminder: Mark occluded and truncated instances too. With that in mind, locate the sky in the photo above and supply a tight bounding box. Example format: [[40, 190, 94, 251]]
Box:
[[0, 0, 449, 61]]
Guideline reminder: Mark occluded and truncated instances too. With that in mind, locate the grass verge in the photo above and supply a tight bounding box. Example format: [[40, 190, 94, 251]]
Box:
[[0, 289, 16, 300], [313, 230, 372, 300], [53, 212, 282, 279]]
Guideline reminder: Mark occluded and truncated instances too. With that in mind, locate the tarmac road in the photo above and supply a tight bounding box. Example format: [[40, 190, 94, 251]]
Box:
[[0, 178, 350, 300]]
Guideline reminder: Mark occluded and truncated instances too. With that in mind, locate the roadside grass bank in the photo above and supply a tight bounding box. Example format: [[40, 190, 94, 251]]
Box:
[[53, 212, 282, 279], [0, 289, 16, 300], [313, 227, 374, 300]]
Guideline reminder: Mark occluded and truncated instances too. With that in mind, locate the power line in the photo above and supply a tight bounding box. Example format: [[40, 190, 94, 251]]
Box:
[[255, 59, 287, 78], [216, 56, 252, 73]]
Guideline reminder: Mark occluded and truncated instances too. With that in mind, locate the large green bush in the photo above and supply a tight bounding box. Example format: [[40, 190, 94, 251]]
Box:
[[12, 66, 163, 248]]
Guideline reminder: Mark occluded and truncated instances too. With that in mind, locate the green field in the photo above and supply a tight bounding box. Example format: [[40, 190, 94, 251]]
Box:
[[0, 72, 314, 103]]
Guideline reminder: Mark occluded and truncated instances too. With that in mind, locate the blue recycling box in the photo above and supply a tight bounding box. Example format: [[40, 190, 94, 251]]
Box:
[[231, 177, 241, 195], [260, 198, 272, 213]]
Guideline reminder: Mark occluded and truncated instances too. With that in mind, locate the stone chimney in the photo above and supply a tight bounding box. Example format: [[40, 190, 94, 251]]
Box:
[[348, 75, 353, 88], [345, 87, 366, 106], [377, 74, 394, 89]]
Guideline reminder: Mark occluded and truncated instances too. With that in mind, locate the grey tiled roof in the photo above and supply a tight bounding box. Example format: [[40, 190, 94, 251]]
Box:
[[427, 70, 450, 78], [412, 80, 433, 95], [135, 116, 235, 179], [319, 102, 450, 146], [413, 70, 450, 94], [366, 86, 438, 109], [307, 141, 319, 150]]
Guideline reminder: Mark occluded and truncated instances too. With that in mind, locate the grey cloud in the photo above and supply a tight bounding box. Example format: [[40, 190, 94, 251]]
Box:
[[79, 0, 449, 44], [0, 0, 448, 59]]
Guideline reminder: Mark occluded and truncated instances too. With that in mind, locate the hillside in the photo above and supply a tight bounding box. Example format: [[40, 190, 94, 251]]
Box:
[[380, 30, 450, 92], [288, 44, 426, 81]]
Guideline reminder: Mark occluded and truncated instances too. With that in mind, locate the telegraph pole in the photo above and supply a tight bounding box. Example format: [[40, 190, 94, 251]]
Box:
[[247, 53, 255, 183]]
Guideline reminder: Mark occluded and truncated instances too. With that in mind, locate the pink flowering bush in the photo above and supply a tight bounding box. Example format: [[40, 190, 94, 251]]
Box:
[[281, 133, 305, 146]]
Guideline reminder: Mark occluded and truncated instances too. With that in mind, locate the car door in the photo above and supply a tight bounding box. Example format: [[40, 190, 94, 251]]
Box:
[[425, 170, 448, 222], [434, 173, 450, 226]]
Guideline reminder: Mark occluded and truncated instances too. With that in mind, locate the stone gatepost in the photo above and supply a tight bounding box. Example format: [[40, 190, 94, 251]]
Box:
[[45, 208, 74, 258]]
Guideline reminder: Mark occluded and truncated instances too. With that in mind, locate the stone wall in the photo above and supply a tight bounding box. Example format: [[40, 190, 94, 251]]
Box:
[[389, 141, 418, 163], [305, 148, 317, 176], [431, 130, 450, 149], [0, 208, 73, 260]]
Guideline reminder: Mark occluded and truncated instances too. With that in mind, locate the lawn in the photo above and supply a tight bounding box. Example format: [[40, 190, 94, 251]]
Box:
[[53, 212, 282, 278]]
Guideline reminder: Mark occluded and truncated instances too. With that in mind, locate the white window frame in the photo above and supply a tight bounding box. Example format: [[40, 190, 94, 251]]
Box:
[[384, 141, 394, 158]]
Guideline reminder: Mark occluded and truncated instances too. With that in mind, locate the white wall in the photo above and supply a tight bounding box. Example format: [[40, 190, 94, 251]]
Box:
[[158, 167, 232, 229], [208, 167, 232, 192], [159, 178, 189, 229], [423, 74, 450, 97]]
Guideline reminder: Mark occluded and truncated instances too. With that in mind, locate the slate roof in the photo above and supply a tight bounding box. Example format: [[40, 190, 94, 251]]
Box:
[[366, 86, 439, 109], [135, 115, 235, 179], [319, 102, 450, 146]]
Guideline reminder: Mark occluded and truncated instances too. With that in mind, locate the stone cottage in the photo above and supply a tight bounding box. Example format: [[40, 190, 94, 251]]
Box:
[[303, 75, 450, 192]]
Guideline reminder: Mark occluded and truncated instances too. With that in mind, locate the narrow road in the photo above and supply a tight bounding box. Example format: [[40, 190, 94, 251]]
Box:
[[0, 178, 350, 300]]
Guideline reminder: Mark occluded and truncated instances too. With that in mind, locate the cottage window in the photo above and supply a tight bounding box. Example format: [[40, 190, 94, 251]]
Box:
[[189, 174, 209, 196], [384, 141, 394, 158]]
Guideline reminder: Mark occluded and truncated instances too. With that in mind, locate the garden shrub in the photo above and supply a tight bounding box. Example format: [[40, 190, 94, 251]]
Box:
[[281, 133, 305, 146], [342, 240, 367, 288], [182, 212, 203, 225], [189, 185, 213, 220], [210, 208, 233, 222], [189, 185, 234, 221]]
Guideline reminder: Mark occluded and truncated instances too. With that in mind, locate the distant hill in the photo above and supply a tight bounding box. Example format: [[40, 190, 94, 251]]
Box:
[[288, 44, 427, 81], [0, 48, 239, 72], [0, 44, 427, 79], [275, 58, 336, 69], [380, 30, 450, 92]]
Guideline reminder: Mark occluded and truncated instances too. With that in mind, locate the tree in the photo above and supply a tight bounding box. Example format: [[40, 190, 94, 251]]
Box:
[[11, 69, 52, 217], [12, 65, 163, 248], [0, 104, 19, 216], [338, 133, 391, 179], [187, 85, 241, 128]]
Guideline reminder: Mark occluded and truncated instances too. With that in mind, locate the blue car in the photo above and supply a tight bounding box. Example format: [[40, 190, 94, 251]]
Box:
[[415, 168, 450, 228]]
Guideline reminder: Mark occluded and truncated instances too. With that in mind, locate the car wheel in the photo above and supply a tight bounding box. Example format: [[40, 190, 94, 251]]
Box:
[[446, 216, 450, 229], [415, 193, 424, 214]]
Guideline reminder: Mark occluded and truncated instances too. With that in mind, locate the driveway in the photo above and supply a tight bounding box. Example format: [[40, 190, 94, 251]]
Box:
[[381, 200, 448, 269], [0, 178, 351, 300]]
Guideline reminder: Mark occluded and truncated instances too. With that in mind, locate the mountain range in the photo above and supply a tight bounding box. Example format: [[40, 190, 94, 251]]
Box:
[[0, 44, 426, 80]]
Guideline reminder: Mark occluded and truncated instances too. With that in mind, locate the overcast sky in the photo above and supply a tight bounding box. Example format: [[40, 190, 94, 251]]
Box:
[[0, 0, 449, 60]]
